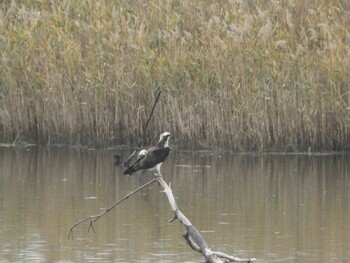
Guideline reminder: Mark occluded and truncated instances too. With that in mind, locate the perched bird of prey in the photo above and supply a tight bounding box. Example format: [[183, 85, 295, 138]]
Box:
[[123, 132, 172, 176]]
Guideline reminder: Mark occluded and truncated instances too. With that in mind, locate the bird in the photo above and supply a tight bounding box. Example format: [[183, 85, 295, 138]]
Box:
[[123, 132, 172, 176]]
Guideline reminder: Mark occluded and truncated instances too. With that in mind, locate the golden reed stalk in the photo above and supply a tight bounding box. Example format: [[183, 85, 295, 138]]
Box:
[[0, 1, 349, 151]]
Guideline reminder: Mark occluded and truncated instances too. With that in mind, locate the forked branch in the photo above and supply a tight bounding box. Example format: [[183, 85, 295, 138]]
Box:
[[67, 178, 157, 239], [68, 173, 255, 262]]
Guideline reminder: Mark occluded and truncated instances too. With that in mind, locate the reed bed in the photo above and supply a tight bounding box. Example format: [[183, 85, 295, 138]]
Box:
[[0, 0, 350, 151]]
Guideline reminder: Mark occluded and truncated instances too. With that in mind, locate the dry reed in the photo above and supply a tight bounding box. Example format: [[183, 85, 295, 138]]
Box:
[[0, 0, 350, 151]]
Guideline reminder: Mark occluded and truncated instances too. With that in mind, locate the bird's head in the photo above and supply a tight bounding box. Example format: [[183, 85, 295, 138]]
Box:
[[138, 149, 148, 157], [159, 132, 172, 147]]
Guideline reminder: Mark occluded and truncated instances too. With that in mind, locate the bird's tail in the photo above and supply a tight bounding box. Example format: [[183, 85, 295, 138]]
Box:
[[122, 153, 145, 175], [123, 166, 136, 175]]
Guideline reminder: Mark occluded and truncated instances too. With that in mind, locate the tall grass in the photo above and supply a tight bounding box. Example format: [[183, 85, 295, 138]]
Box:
[[0, 0, 350, 151]]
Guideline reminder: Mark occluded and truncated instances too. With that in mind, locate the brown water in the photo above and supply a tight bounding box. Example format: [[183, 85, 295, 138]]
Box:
[[0, 146, 349, 263]]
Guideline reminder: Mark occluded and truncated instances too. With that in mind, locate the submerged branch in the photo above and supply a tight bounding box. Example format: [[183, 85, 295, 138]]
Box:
[[67, 177, 157, 239]]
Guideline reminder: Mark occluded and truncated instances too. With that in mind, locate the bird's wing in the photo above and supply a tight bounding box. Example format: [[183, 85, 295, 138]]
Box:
[[123, 154, 146, 175], [140, 147, 170, 169]]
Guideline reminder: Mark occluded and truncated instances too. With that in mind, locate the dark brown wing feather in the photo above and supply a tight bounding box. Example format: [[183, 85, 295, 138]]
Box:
[[123, 147, 170, 175], [139, 147, 170, 169], [123, 155, 145, 175]]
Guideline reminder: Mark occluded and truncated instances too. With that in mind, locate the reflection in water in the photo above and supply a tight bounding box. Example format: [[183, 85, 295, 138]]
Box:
[[0, 147, 349, 262]]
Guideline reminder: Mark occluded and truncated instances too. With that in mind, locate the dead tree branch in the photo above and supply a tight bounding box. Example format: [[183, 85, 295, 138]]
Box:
[[155, 175, 256, 263], [67, 178, 157, 239], [68, 171, 255, 262]]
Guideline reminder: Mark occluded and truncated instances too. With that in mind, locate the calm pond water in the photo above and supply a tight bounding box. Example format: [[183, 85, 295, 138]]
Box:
[[0, 146, 349, 263]]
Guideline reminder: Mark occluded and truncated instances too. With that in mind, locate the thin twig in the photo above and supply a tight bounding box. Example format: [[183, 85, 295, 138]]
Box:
[[122, 90, 162, 167], [140, 89, 162, 148], [122, 149, 138, 168], [68, 178, 157, 239]]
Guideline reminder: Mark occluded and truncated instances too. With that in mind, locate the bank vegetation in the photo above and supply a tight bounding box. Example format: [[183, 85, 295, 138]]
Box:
[[0, 0, 350, 151]]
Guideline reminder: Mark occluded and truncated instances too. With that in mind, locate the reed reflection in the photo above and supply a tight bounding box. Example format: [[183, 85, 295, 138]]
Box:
[[0, 147, 349, 262]]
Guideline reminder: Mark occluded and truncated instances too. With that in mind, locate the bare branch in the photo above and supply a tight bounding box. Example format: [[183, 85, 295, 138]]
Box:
[[155, 175, 255, 263], [67, 177, 157, 239], [68, 167, 255, 262]]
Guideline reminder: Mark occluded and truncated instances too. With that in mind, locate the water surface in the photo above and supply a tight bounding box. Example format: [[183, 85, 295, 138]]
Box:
[[0, 147, 349, 262]]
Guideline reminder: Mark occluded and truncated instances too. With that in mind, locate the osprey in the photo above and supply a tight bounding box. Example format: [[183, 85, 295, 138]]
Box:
[[123, 132, 172, 176]]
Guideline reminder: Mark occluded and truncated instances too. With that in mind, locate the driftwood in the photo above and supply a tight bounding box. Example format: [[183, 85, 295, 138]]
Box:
[[68, 172, 255, 262]]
